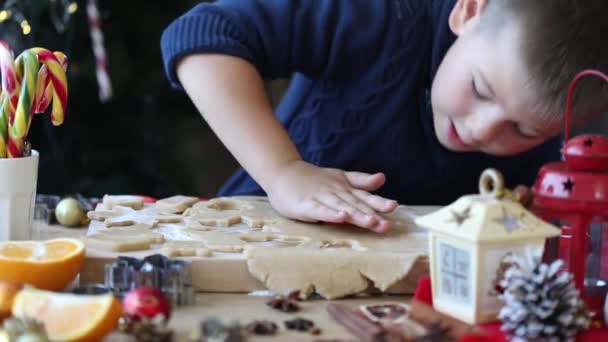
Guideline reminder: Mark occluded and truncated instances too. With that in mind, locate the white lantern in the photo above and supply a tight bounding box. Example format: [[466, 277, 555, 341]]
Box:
[[414, 169, 561, 324]]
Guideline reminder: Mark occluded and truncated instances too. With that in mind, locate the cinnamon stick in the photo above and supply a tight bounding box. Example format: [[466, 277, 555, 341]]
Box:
[[326, 303, 405, 342], [409, 301, 475, 340]]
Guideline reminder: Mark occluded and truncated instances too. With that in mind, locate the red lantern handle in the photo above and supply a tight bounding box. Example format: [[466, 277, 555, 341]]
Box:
[[564, 70, 608, 142]]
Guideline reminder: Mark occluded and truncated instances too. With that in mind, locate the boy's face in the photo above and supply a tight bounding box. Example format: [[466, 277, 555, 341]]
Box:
[[430, 0, 562, 156]]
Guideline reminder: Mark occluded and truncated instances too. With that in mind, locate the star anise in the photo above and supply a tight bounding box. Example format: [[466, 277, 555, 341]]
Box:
[[245, 320, 278, 335], [310, 327, 322, 335], [266, 295, 300, 313], [285, 318, 315, 332]]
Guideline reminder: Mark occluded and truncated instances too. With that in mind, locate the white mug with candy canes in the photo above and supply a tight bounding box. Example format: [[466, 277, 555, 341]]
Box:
[[0, 41, 68, 241]]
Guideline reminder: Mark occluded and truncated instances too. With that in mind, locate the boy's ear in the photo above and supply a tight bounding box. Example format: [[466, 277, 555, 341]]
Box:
[[449, 0, 488, 36]]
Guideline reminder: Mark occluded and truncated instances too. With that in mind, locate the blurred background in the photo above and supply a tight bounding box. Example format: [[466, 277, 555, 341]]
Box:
[[0, 0, 606, 200], [0, 0, 256, 199]]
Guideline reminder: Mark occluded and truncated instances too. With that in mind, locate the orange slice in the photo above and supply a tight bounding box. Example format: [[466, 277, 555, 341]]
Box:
[[0, 238, 85, 291], [0, 282, 23, 321], [12, 288, 123, 341]]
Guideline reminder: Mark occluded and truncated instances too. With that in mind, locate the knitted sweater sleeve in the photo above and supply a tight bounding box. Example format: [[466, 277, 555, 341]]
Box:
[[161, 0, 391, 88]]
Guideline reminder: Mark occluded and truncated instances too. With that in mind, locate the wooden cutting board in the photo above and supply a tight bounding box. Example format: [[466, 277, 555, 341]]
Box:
[[80, 197, 435, 298]]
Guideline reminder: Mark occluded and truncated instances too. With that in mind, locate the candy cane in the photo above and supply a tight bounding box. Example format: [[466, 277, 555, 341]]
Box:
[[33, 50, 68, 116], [0, 94, 8, 158], [0, 41, 18, 158], [8, 50, 39, 158], [33, 61, 49, 112], [87, 0, 112, 102], [29, 48, 68, 126]]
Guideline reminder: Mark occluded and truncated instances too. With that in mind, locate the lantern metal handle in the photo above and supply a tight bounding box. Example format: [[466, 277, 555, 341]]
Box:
[[564, 70, 608, 142], [479, 169, 505, 198]]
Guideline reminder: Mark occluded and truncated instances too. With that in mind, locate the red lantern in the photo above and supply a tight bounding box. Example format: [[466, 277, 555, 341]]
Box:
[[531, 70, 608, 320]]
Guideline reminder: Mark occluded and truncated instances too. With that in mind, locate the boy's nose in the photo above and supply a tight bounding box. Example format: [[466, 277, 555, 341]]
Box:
[[467, 110, 504, 145]]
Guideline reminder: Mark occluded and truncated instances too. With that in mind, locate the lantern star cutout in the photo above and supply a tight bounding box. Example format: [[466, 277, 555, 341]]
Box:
[[583, 138, 594, 147], [493, 207, 522, 233], [447, 206, 471, 226], [562, 178, 575, 193]]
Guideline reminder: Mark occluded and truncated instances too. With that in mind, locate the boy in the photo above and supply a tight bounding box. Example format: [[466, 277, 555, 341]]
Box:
[[161, 0, 608, 233]]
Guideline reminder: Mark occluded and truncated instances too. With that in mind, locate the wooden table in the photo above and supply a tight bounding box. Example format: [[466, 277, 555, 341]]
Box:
[[166, 293, 410, 341], [34, 222, 416, 341]]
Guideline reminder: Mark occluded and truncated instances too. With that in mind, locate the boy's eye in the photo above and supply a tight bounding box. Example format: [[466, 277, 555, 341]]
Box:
[[513, 123, 539, 139], [471, 78, 489, 101]]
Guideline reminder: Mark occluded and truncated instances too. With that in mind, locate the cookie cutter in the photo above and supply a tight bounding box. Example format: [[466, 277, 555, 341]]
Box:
[[69, 284, 112, 295], [104, 254, 195, 306]]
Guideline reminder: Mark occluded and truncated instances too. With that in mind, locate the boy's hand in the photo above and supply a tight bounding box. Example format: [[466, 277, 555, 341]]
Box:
[[265, 160, 398, 233]]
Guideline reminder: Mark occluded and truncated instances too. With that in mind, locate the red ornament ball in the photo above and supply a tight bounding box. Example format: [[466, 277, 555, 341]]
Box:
[[122, 287, 171, 321]]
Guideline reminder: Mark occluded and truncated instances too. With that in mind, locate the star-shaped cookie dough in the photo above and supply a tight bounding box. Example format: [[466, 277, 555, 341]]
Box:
[[156, 195, 200, 214], [84, 225, 165, 252], [102, 195, 145, 210], [87, 206, 183, 228], [187, 198, 279, 228]]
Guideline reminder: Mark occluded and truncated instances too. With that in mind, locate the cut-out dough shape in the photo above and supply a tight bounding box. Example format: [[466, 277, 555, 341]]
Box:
[[183, 218, 216, 231], [87, 206, 183, 228], [102, 195, 144, 210], [155, 212, 183, 224], [156, 195, 199, 214], [104, 207, 158, 228], [87, 205, 125, 222], [181, 229, 246, 253], [161, 241, 212, 257], [240, 233, 310, 248], [319, 239, 367, 251], [84, 225, 164, 252], [187, 198, 278, 228]]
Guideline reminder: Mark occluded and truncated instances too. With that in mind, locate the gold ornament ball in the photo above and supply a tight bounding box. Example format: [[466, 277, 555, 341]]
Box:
[[55, 198, 85, 227]]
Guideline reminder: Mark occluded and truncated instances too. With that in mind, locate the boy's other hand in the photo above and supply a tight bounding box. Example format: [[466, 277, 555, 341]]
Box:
[[265, 160, 398, 233]]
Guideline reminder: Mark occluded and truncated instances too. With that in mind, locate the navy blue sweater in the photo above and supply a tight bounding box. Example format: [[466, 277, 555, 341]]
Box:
[[161, 0, 561, 205]]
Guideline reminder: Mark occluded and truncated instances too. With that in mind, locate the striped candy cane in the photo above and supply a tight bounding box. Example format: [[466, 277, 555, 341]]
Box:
[[34, 51, 68, 116], [86, 0, 112, 102], [0, 41, 18, 158], [30, 48, 68, 127], [0, 94, 8, 158], [8, 50, 39, 158]]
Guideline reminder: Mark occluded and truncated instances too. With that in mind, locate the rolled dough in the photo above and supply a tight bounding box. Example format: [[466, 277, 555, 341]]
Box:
[[85, 196, 429, 299]]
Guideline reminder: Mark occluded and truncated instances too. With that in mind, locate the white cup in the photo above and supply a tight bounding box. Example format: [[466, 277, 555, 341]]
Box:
[[0, 150, 39, 241]]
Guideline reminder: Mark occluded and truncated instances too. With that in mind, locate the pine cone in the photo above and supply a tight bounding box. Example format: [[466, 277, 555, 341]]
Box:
[[498, 257, 591, 342]]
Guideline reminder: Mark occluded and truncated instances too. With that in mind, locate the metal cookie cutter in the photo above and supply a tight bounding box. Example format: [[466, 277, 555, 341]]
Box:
[[104, 254, 195, 306]]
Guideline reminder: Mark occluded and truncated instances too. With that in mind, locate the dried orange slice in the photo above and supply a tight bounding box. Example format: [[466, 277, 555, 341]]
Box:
[[0, 238, 85, 291], [12, 288, 123, 341]]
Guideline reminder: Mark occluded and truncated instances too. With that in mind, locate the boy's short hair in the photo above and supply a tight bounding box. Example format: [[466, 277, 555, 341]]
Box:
[[482, 0, 608, 123]]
